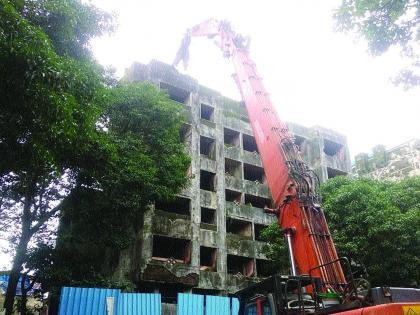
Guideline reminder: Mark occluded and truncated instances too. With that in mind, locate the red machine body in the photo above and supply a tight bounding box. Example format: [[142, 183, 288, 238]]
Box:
[[174, 19, 345, 291]]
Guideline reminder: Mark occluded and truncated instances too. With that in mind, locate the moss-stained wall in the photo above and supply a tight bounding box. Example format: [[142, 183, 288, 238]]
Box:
[[115, 60, 352, 296]]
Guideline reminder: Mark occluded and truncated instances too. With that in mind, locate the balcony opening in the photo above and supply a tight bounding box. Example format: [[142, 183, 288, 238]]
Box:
[[200, 104, 214, 122], [180, 123, 192, 145], [243, 134, 258, 153], [323, 139, 343, 157], [226, 218, 252, 238], [244, 194, 271, 209], [192, 288, 222, 296], [294, 135, 306, 153], [224, 128, 240, 148], [200, 246, 217, 272], [243, 163, 266, 184], [327, 167, 347, 179], [225, 158, 242, 180], [226, 189, 242, 203], [254, 224, 267, 241], [152, 235, 192, 264], [227, 255, 255, 277], [201, 207, 216, 225], [200, 170, 216, 191], [155, 196, 190, 218], [256, 259, 276, 278], [159, 82, 190, 104], [200, 136, 216, 160]]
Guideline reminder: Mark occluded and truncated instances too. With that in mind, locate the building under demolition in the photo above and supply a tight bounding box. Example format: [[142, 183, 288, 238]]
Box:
[[112, 60, 351, 302], [354, 139, 420, 180]]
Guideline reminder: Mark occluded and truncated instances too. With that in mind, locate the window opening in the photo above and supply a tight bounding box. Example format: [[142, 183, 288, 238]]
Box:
[[224, 128, 240, 147], [225, 158, 242, 180], [227, 255, 255, 277], [254, 224, 267, 241], [200, 246, 217, 272], [243, 163, 266, 183], [243, 134, 258, 153], [226, 218, 252, 238], [201, 207, 216, 225], [200, 104, 215, 121], [323, 139, 343, 156], [226, 189, 242, 203], [155, 196, 190, 217], [159, 82, 190, 104], [200, 136, 216, 160], [152, 236, 192, 264], [200, 170, 216, 191], [244, 194, 271, 209]]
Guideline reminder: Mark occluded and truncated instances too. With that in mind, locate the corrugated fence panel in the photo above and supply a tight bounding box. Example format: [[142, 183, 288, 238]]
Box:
[[59, 287, 242, 315], [58, 287, 120, 315], [231, 298, 240, 315], [205, 295, 230, 315], [177, 293, 204, 315], [117, 293, 161, 315]]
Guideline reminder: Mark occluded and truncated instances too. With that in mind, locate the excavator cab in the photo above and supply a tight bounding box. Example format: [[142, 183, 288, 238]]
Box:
[[235, 267, 369, 315], [236, 273, 420, 314], [236, 275, 325, 315]]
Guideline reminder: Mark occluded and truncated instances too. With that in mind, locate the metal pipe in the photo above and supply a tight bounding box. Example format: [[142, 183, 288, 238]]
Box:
[[285, 229, 297, 276]]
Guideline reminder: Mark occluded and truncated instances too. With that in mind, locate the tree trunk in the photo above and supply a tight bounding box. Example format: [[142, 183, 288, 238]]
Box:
[[20, 273, 27, 315], [4, 248, 25, 315], [4, 213, 31, 315]]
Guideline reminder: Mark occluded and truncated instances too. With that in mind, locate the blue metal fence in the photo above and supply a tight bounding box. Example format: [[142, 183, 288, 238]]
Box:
[[231, 297, 240, 315], [177, 293, 239, 315], [58, 287, 240, 315], [177, 293, 204, 315], [205, 295, 230, 315], [58, 287, 120, 315], [117, 293, 161, 315]]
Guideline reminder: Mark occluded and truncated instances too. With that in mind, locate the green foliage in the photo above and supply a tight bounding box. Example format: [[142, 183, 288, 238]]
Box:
[[16, 0, 115, 59], [321, 176, 420, 286], [335, 0, 420, 88], [28, 83, 190, 298], [260, 223, 290, 275], [0, 1, 189, 312], [0, 1, 107, 176], [0, 1, 115, 313]]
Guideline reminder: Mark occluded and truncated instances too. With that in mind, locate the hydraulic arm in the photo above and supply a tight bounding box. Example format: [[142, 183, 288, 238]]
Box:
[[173, 19, 346, 292]]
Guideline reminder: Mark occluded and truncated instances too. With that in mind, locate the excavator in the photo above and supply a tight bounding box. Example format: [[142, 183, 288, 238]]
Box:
[[173, 19, 420, 314]]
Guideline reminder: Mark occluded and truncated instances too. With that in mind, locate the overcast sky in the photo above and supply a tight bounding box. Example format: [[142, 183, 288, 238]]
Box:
[[89, 0, 420, 159]]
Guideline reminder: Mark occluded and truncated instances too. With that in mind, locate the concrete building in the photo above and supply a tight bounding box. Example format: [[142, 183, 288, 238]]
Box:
[[354, 139, 420, 180], [114, 60, 351, 303]]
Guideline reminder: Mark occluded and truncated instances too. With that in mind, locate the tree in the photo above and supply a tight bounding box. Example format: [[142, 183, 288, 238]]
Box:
[[26, 83, 190, 312], [335, 0, 420, 88], [1, 2, 191, 313], [260, 223, 291, 275], [261, 176, 420, 287], [0, 1, 114, 313], [321, 176, 420, 287]]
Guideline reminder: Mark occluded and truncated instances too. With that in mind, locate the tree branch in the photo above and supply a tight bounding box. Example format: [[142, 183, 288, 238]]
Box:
[[29, 203, 62, 236]]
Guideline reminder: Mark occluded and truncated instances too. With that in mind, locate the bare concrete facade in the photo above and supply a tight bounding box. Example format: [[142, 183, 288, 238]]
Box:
[[114, 60, 351, 302]]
